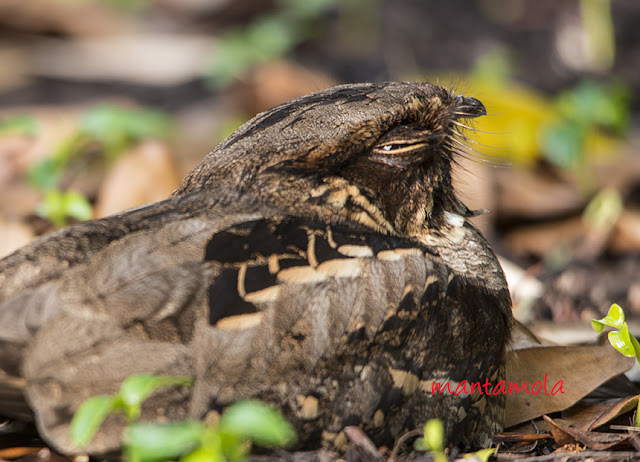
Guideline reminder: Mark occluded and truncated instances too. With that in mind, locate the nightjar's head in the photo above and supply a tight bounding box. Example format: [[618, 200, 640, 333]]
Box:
[[175, 82, 486, 239]]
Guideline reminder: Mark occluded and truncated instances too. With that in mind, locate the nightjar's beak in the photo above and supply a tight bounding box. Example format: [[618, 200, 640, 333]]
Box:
[[455, 96, 486, 119]]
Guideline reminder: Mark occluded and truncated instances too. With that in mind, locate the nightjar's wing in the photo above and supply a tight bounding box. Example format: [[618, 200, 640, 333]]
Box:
[[0, 193, 263, 424], [10, 192, 510, 455], [14, 204, 425, 453], [0, 193, 225, 373]]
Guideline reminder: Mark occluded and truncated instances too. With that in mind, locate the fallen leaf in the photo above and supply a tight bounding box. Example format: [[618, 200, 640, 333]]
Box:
[[544, 416, 579, 447], [504, 216, 586, 258], [543, 415, 630, 451], [495, 166, 584, 219], [550, 443, 586, 454], [562, 396, 639, 432], [234, 60, 336, 116], [0, 220, 34, 258], [505, 339, 635, 427], [94, 140, 179, 218], [612, 210, 640, 254]]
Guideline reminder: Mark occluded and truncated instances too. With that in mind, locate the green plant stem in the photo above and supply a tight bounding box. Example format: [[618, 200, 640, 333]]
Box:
[[630, 334, 640, 426]]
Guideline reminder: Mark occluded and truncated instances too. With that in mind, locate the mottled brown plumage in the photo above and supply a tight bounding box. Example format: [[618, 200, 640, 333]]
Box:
[[0, 82, 512, 455]]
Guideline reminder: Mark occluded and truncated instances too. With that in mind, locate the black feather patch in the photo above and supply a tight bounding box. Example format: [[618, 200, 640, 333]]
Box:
[[243, 265, 277, 294], [208, 268, 258, 325], [205, 217, 427, 326]]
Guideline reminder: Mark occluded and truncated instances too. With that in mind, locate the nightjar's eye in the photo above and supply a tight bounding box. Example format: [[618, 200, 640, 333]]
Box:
[[381, 144, 402, 151], [373, 141, 428, 155]]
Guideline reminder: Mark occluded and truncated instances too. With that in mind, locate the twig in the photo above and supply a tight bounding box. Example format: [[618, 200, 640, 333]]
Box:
[[388, 428, 423, 462]]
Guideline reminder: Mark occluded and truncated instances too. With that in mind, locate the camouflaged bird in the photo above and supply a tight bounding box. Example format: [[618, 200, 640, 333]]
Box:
[[0, 82, 512, 455]]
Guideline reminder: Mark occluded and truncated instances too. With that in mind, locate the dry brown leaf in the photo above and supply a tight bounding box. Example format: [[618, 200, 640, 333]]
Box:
[[612, 210, 640, 253], [495, 166, 584, 219], [562, 396, 639, 432], [525, 321, 613, 346], [550, 443, 586, 454], [544, 416, 579, 447], [509, 320, 552, 350], [0, 0, 124, 35], [94, 140, 179, 218], [503, 216, 586, 257], [0, 220, 34, 258], [505, 340, 635, 427], [543, 415, 630, 451], [234, 60, 337, 116], [499, 417, 555, 437]]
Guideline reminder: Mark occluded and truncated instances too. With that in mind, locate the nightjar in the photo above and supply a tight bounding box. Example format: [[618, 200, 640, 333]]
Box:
[[0, 82, 512, 455]]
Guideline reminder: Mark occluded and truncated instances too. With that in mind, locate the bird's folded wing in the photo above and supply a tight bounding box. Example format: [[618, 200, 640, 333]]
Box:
[[12, 211, 429, 454]]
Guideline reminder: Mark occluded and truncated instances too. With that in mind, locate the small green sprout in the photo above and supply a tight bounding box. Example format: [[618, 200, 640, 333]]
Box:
[[27, 104, 172, 227], [414, 419, 496, 462], [70, 374, 194, 447], [125, 400, 296, 462], [464, 448, 496, 462], [540, 80, 630, 170], [414, 419, 447, 462], [592, 303, 640, 426], [70, 374, 296, 462], [0, 114, 39, 137], [35, 190, 93, 228], [207, 0, 338, 87], [583, 188, 623, 235], [80, 104, 172, 162]]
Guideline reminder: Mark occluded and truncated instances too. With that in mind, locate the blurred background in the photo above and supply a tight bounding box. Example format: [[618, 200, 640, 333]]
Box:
[[0, 0, 639, 337]]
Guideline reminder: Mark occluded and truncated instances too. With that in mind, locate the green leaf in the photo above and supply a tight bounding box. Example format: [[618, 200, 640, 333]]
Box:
[[591, 319, 606, 333], [124, 421, 204, 462], [27, 158, 65, 191], [0, 114, 38, 137], [278, 0, 336, 18], [69, 395, 118, 448], [631, 334, 640, 361], [470, 47, 514, 86], [413, 437, 427, 451], [65, 191, 94, 221], [207, 0, 333, 88], [217, 430, 248, 462], [557, 80, 629, 133], [248, 15, 296, 58], [422, 419, 444, 453], [465, 448, 496, 462], [80, 105, 171, 160], [36, 190, 93, 228], [119, 374, 194, 419], [186, 427, 249, 462], [583, 188, 623, 233], [181, 446, 224, 462], [540, 121, 585, 169], [219, 400, 296, 448], [208, 21, 290, 88], [608, 324, 635, 358], [592, 303, 626, 332], [602, 303, 626, 329], [100, 0, 149, 12]]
